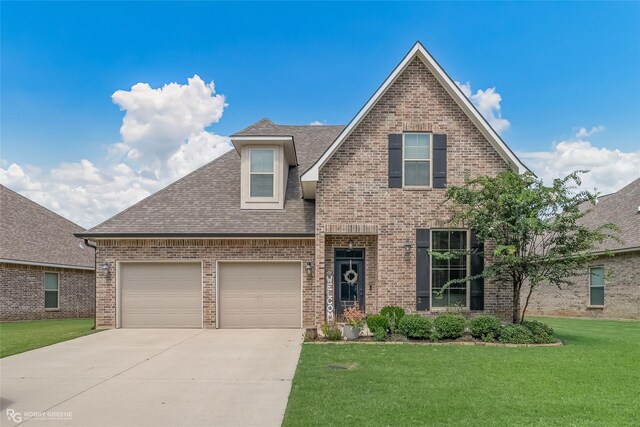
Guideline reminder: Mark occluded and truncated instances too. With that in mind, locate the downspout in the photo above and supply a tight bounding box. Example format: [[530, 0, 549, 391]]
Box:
[[84, 239, 97, 330]]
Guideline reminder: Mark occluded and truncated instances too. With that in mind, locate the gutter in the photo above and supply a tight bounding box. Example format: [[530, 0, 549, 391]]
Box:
[[0, 258, 94, 271], [74, 232, 315, 239], [83, 239, 98, 330]]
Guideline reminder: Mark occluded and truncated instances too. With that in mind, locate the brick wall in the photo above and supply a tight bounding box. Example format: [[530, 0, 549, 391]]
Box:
[[522, 251, 640, 320], [315, 57, 513, 322], [95, 238, 315, 328], [0, 262, 95, 321]]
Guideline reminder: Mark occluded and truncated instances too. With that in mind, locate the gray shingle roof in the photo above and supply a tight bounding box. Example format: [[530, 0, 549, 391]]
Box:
[[0, 185, 94, 268], [582, 177, 640, 252], [80, 120, 344, 237]]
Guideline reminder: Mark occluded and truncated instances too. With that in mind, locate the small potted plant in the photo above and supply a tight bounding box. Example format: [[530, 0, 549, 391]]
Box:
[[342, 305, 366, 340]]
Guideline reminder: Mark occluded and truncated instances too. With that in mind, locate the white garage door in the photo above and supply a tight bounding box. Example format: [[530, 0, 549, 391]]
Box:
[[218, 262, 301, 328], [120, 262, 202, 328]]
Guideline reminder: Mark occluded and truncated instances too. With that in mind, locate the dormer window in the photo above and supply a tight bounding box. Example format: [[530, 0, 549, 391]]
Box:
[[250, 149, 275, 198], [231, 134, 298, 210]]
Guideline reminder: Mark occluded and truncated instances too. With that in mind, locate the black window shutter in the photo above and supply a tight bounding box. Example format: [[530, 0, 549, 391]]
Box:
[[470, 231, 484, 310], [388, 134, 403, 188], [432, 134, 447, 188], [416, 229, 430, 310]]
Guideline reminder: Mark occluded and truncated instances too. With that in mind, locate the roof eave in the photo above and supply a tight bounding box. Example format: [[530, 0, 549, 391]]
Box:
[[74, 232, 315, 239]]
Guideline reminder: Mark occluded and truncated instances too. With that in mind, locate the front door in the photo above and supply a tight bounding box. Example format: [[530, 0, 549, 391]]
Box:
[[334, 249, 365, 318]]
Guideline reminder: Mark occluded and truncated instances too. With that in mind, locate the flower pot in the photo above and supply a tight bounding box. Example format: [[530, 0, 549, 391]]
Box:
[[343, 325, 360, 340]]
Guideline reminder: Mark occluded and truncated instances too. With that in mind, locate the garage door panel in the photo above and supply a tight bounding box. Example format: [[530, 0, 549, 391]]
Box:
[[218, 262, 301, 328], [120, 262, 202, 328]]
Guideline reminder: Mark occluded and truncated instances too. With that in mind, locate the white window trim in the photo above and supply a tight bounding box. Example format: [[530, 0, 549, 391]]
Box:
[[402, 132, 433, 189], [588, 266, 605, 308], [44, 271, 60, 311], [429, 229, 470, 311], [240, 145, 286, 210], [248, 148, 277, 202]]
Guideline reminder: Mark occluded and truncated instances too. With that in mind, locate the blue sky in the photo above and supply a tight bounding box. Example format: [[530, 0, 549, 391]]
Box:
[[1, 1, 639, 227]]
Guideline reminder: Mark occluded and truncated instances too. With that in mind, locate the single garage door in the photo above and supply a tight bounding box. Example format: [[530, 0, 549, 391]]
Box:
[[120, 262, 202, 328], [218, 261, 301, 328]]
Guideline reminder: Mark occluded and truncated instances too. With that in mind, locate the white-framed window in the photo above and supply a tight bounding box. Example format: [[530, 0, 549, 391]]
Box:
[[431, 230, 469, 308], [589, 266, 605, 306], [249, 148, 275, 199], [44, 272, 59, 310], [403, 133, 431, 187]]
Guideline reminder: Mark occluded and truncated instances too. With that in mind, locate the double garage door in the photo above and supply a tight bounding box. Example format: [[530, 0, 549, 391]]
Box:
[[119, 261, 301, 329]]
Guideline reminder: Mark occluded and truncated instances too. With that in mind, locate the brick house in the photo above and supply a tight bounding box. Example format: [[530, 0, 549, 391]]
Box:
[[77, 42, 529, 329], [523, 178, 640, 320], [0, 185, 95, 321]]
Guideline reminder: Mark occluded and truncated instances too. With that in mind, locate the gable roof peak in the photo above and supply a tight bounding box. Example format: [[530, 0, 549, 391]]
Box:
[[299, 41, 529, 198]]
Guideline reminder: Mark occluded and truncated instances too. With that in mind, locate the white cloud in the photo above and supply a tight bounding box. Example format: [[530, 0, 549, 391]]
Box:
[[111, 75, 229, 180], [456, 81, 510, 134], [575, 125, 605, 138], [309, 121, 325, 126], [520, 129, 640, 195], [1, 76, 232, 228]]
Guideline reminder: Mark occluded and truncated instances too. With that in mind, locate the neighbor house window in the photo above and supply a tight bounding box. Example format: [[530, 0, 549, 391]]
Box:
[[44, 272, 59, 309], [589, 267, 605, 306], [431, 230, 468, 308], [403, 133, 431, 187], [249, 149, 275, 198]]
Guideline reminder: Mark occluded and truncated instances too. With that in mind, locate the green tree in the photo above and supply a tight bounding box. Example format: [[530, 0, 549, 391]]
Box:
[[441, 170, 617, 323]]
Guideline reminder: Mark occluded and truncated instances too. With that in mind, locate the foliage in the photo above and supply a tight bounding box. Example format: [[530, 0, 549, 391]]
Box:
[[366, 314, 390, 333], [372, 327, 387, 342], [433, 314, 465, 340], [320, 323, 343, 341], [397, 315, 433, 339], [284, 317, 640, 426], [469, 315, 502, 341], [380, 306, 405, 333], [522, 320, 555, 344], [499, 324, 535, 344], [443, 170, 618, 323], [343, 305, 366, 329]]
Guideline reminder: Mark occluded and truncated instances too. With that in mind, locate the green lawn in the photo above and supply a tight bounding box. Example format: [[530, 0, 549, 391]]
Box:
[[284, 317, 640, 426], [0, 318, 97, 358]]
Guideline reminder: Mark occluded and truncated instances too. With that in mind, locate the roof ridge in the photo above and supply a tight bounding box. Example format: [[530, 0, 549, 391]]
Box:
[[0, 184, 86, 232], [83, 148, 235, 233], [231, 117, 278, 136]]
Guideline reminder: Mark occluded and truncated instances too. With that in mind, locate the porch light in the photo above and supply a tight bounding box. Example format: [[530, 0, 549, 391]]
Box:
[[404, 240, 413, 253], [347, 239, 354, 251], [102, 261, 111, 271], [305, 261, 313, 275]]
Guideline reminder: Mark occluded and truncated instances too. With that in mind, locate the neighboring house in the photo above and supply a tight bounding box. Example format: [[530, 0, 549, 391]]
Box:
[[0, 185, 95, 321], [524, 178, 640, 320], [77, 42, 529, 330]]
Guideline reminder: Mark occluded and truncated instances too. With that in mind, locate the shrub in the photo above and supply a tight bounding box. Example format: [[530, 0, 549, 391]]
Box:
[[499, 324, 535, 344], [469, 315, 502, 341], [320, 323, 343, 341], [373, 327, 387, 342], [343, 305, 366, 329], [522, 320, 555, 344], [397, 315, 432, 339], [433, 314, 466, 340], [380, 306, 405, 332], [366, 314, 390, 333]]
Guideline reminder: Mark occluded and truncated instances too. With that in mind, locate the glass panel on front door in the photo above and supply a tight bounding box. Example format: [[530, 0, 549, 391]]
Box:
[[340, 262, 359, 302]]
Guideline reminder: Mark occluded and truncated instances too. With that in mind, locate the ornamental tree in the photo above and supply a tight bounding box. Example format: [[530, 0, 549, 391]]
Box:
[[442, 170, 617, 323]]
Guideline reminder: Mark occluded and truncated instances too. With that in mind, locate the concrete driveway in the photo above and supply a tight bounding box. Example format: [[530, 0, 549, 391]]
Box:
[[0, 329, 303, 426]]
